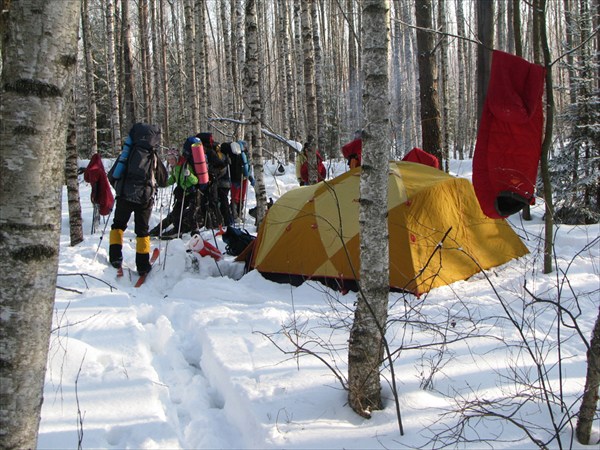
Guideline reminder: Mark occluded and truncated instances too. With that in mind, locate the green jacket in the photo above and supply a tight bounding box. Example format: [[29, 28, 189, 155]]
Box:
[[167, 159, 198, 190]]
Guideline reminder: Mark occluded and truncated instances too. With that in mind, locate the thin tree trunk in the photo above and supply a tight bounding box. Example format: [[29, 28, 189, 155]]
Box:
[[301, 0, 318, 184], [438, 0, 450, 171], [139, 0, 152, 122], [121, 0, 136, 126], [0, 2, 80, 447], [311, 0, 326, 155], [106, 0, 122, 149], [576, 305, 600, 444], [66, 105, 84, 247], [476, 0, 494, 124], [81, 0, 98, 156], [292, 0, 305, 139], [415, 0, 443, 161], [159, 0, 170, 143], [348, 0, 391, 419], [195, 0, 208, 129], [184, 0, 200, 131], [244, 0, 267, 226], [455, 0, 467, 160], [538, 0, 555, 274]]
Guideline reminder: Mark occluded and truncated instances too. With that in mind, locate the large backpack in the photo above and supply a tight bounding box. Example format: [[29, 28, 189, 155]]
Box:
[[222, 227, 255, 256], [182, 136, 209, 184], [108, 123, 167, 203]]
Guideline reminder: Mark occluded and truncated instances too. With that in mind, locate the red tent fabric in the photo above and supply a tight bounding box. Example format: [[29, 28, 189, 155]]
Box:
[[473, 50, 546, 219], [402, 147, 440, 169], [84, 153, 115, 215]]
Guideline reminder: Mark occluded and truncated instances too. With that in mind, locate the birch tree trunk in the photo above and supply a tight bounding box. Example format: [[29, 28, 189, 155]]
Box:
[[82, 0, 98, 156], [244, 0, 267, 226], [235, 0, 246, 131], [276, 0, 290, 144], [139, 0, 152, 122], [184, 0, 200, 131], [437, 0, 450, 171], [301, 0, 318, 184], [121, 0, 136, 126], [159, 0, 170, 143], [293, 0, 306, 139], [0, 1, 80, 447], [455, 0, 467, 159], [106, 0, 122, 149], [195, 0, 208, 129], [221, 0, 236, 121], [348, 0, 390, 419], [347, 0, 360, 130], [576, 305, 600, 444], [415, 0, 443, 161], [66, 106, 84, 246], [310, 0, 326, 155]]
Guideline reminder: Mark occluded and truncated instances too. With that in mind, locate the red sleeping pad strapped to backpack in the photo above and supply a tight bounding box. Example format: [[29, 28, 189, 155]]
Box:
[[84, 153, 115, 215], [472, 50, 546, 219]]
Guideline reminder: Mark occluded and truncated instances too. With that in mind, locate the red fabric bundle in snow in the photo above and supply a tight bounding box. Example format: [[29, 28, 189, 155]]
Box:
[[472, 50, 546, 219], [402, 147, 440, 169], [84, 153, 115, 215]]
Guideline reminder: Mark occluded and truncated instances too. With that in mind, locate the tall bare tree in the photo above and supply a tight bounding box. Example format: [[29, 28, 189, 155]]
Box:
[[106, 0, 122, 149], [576, 305, 600, 444], [139, 0, 152, 122], [66, 105, 84, 246], [301, 0, 318, 184], [476, 0, 494, 123], [121, 0, 136, 126], [415, 0, 443, 162], [0, 1, 81, 447], [244, 0, 268, 226], [184, 0, 200, 131], [81, 0, 98, 156], [348, 0, 391, 419]]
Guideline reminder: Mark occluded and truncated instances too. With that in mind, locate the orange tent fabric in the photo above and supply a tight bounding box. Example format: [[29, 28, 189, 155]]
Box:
[[250, 162, 528, 295]]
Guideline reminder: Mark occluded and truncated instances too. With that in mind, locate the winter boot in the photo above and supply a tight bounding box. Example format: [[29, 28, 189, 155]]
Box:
[[136, 236, 152, 275], [109, 229, 124, 268]]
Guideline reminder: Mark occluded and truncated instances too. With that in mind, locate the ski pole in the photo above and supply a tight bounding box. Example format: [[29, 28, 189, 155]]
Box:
[[93, 208, 113, 262]]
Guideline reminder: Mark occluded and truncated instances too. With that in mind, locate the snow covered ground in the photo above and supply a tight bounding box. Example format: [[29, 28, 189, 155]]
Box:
[[38, 159, 598, 449]]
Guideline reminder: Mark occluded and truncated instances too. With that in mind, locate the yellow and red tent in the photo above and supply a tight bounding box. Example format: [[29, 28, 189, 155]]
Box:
[[250, 161, 528, 295]]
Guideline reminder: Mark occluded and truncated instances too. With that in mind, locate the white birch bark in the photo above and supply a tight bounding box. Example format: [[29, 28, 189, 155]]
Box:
[[244, 0, 267, 225], [106, 0, 122, 148], [184, 0, 200, 131], [81, 0, 98, 156], [0, 1, 80, 446], [348, 0, 390, 418]]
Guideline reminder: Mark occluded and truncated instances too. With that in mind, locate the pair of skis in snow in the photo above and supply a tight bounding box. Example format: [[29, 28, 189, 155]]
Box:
[[116, 248, 160, 288]]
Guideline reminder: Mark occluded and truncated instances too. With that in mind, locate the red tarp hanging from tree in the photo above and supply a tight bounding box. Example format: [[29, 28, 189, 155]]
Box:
[[472, 50, 546, 219]]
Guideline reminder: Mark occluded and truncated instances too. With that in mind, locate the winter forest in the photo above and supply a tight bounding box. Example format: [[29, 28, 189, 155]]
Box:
[[1, 0, 599, 449]]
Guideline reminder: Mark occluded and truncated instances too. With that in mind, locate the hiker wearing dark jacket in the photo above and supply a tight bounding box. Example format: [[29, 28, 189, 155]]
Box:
[[149, 148, 199, 238], [197, 132, 233, 227], [108, 123, 168, 275]]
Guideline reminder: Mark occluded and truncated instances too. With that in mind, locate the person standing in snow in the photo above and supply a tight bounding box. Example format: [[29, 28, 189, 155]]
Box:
[[149, 147, 199, 239], [108, 123, 168, 275]]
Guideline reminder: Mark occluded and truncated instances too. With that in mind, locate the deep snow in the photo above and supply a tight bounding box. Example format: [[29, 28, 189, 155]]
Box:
[[38, 159, 599, 449]]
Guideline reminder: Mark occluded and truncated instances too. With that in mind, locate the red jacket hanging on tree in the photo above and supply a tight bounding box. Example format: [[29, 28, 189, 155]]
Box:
[[472, 50, 546, 219]]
